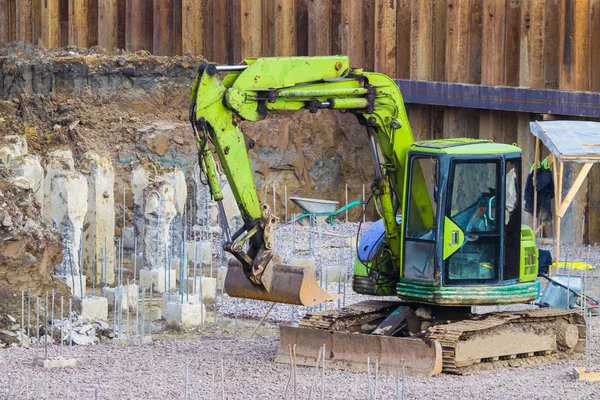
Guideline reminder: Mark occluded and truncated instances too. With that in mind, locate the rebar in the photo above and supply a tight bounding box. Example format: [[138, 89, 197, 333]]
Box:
[[148, 285, 153, 334], [374, 358, 379, 400], [36, 297, 39, 355], [44, 293, 48, 360], [140, 287, 145, 344], [60, 296, 64, 352], [69, 298, 72, 357], [367, 357, 371, 399], [321, 344, 325, 400], [194, 358, 199, 400], [20, 291, 24, 348], [308, 347, 322, 400], [27, 288, 31, 337]]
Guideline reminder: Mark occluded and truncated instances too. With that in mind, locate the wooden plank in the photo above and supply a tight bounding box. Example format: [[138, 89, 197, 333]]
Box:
[[374, 0, 397, 75], [145, 0, 153, 52], [240, 0, 262, 58], [543, 0, 560, 88], [16, 0, 33, 43], [467, 0, 482, 84], [444, 0, 476, 139], [340, 0, 363, 66], [32, 0, 41, 45], [559, 0, 590, 91], [125, 0, 148, 51], [8, 0, 14, 42], [117, 0, 126, 48], [519, 0, 546, 88], [557, 163, 593, 218], [295, 0, 308, 56], [182, 0, 203, 56], [68, 0, 88, 47], [173, 0, 182, 55], [1, 0, 11, 43], [307, 0, 330, 55], [41, 0, 60, 47], [431, 0, 447, 82], [362, 0, 375, 71], [479, 0, 506, 143], [153, 0, 173, 56], [590, 0, 600, 91], [393, 0, 410, 79], [87, 0, 98, 46], [261, 0, 275, 57], [275, 0, 296, 56], [408, 0, 432, 141], [98, 0, 118, 50], [229, 0, 241, 63], [504, 0, 521, 87], [588, 0, 600, 245], [211, 0, 228, 63]]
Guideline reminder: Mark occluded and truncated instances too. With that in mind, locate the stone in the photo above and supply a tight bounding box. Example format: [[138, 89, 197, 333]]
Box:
[[49, 171, 88, 276], [34, 357, 77, 368], [114, 335, 153, 345], [164, 302, 205, 329], [74, 296, 108, 321], [69, 331, 97, 345], [80, 151, 116, 286], [58, 275, 87, 297], [8, 155, 44, 204], [139, 269, 176, 293], [163, 168, 187, 252], [122, 226, 135, 249], [146, 131, 170, 156], [42, 148, 75, 222], [101, 284, 138, 311], [142, 180, 176, 272], [160, 293, 200, 319], [131, 162, 153, 236], [0, 135, 28, 165], [182, 276, 217, 304]]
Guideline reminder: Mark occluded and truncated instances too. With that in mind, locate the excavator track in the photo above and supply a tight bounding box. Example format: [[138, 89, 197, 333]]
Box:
[[426, 308, 586, 374], [280, 301, 586, 376]]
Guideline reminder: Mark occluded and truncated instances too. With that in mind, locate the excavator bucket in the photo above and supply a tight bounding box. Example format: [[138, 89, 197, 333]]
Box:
[[224, 259, 341, 306], [276, 326, 443, 377]]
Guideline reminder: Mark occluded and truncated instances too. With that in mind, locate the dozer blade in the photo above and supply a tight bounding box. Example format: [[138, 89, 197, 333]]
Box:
[[224, 259, 341, 306], [276, 326, 443, 377]]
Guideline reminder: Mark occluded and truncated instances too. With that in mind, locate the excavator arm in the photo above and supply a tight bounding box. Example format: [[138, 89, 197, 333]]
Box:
[[189, 56, 432, 305]]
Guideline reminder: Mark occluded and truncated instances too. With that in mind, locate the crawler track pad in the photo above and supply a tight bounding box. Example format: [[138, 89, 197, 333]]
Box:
[[224, 259, 341, 306]]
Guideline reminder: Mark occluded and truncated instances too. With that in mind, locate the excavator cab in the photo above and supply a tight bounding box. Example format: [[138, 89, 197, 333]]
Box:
[[355, 139, 540, 305]]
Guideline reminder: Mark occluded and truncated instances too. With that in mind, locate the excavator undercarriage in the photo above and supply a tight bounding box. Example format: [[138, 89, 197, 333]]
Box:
[[277, 301, 585, 376]]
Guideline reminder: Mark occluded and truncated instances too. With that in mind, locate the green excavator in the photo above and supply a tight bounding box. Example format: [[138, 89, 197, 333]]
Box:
[[189, 56, 585, 376]]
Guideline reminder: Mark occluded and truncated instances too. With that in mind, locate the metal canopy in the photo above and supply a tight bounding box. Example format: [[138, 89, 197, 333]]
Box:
[[530, 121, 600, 163]]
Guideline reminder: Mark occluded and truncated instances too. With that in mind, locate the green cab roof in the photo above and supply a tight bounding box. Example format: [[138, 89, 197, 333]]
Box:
[[412, 138, 521, 155]]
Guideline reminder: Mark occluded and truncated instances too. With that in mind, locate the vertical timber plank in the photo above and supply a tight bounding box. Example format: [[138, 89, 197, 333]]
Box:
[[275, 0, 296, 56], [0, 0, 8, 44], [59, 0, 68, 46], [87, 0, 98, 46], [41, 0, 60, 47], [68, 0, 88, 47], [394, 0, 411, 79], [444, 0, 478, 138], [8, 0, 14, 42], [117, 0, 126, 49], [16, 0, 33, 43], [467, 0, 482, 84], [543, 0, 559, 88], [182, 0, 203, 56], [295, 0, 308, 55], [33, 0, 41, 45], [374, 0, 397, 75], [262, 0, 275, 56], [212, 0, 228, 63], [504, 0, 521, 87], [408, 0, 432, 141], [153, 0, 173, 56], [363, 0, 375, 71], [126, 0, 148, 51], [341, 0, 363, 66], [307, 0, 331, 55], [479, 0, 506, 143], [240, 0, 262, 58], [173, 0, 182, 55], [99, 0, 118, 50]]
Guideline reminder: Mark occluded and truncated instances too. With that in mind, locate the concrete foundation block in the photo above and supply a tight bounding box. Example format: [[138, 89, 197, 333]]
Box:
[[164, 302, 205, 329], [122, 227, 135, 249], [182, 277, 217, 304], [161, 293, 200, 318], [321, 265, 346, 283], [0, 135, 28, 165], [101, 284, 138, 311], [74, 296, 108, 321], [139, 269, 176, 293], [185, 241, 212, 266], [58, 275, 87, 297], [289, 257, 316, 276], [216, 268, 227, 290]]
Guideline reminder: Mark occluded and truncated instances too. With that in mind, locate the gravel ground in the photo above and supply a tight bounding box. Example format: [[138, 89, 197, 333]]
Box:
[[0, 320, 599, 400]]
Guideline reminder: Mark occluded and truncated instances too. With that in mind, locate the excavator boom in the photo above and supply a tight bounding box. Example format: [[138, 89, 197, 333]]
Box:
[[189, 56, 430, 305]]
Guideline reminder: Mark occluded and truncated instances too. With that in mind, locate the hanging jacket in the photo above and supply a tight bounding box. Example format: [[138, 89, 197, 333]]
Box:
[[524, 157, 554, 222]]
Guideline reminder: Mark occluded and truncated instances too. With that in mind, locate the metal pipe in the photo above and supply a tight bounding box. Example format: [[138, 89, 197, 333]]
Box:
[[217, 200, 232, 243], [215, 65, 248, 72]]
